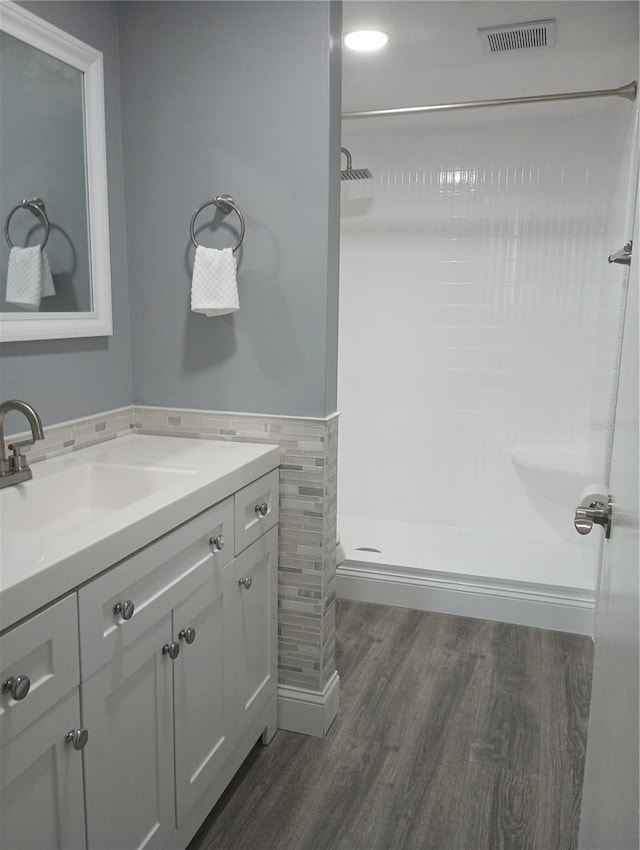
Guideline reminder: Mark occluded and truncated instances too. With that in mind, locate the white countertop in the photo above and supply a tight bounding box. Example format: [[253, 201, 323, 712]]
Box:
[[0, 434, 280, 632]]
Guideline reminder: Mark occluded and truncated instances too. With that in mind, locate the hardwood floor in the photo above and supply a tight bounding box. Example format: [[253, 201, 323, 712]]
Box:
[[189, 600, 593, 850]]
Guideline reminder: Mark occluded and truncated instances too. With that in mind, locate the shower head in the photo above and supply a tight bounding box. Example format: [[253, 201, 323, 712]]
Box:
[[340, 146, 373, 181]]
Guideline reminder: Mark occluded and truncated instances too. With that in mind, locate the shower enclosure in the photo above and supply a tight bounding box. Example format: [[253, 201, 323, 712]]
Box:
[[337, 13, 639, 633]]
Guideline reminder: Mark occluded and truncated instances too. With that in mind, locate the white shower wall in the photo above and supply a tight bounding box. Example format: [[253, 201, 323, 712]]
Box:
[[338, 99, 635, 599]]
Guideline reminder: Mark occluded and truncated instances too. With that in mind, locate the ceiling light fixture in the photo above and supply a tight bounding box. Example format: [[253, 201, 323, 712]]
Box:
[[344, 30, 389, 52]]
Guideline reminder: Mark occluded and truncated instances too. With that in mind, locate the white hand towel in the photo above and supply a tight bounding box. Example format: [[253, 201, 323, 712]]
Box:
[[191, 246, 239, 316], [5, 246, 56, 309], [41, 250, 55, 297]]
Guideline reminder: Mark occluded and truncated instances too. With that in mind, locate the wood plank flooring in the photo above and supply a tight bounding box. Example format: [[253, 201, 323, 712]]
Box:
[[189, 600, 593, 850]]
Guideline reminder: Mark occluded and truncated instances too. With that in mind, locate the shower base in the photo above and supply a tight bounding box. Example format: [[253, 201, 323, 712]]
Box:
[[337, 517, 597, 635]]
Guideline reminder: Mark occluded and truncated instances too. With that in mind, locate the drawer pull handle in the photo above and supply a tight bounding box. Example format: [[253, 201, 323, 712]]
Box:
[[162, 641, 181, 660], [178, 627, 197, 645], [238, 576, 253, 590], [2, 675, 30, 701], [65, 728, 89, 751], [255, 502, 268, 517], [114, 600, 135, 621], [209, 534, 225, 552]]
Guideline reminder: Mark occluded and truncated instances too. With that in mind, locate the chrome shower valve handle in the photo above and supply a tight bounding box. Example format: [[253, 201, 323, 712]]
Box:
[[574, 497, 612, 538]]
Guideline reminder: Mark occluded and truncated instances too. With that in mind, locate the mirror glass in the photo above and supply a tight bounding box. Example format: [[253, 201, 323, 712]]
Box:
[[0, 31, 91, 313], [0, 2, 112, 341]]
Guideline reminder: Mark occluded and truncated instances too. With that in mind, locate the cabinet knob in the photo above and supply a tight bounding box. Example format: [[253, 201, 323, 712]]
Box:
[[178, 627, 196, 645], [162, 641, 181, 660], [65, 728, 89, 751], [255, 502, 268, 517], [2, 675, 31, 701], [113, 600, 135, 620], [209, 534, 225, 552], [238, 576, 253, 590]]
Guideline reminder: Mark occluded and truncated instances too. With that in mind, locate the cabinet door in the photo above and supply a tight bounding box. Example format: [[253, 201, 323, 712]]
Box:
[[82, 615, 175, 850], [0, 689, 86, 850], [224, 526, 278, 739], [173, 569, 233, 825]]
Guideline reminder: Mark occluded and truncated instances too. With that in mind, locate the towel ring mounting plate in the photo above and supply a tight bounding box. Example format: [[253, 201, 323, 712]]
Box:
[[189, 195, 245, 253], [4, 199, 50, 249]]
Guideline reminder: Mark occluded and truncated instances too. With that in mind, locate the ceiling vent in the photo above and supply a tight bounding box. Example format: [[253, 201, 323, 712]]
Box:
[[478, 19, 556, 55]]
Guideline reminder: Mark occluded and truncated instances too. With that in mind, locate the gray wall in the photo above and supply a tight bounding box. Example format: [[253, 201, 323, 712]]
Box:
[[120, 1, 341, 418], [1, 1, 341, 433], [0, 1, 132, 432]]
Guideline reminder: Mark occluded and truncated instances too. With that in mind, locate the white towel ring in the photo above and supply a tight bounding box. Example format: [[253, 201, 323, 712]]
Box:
[[189, 195, 245, 253], [4, 198, 50, 249]]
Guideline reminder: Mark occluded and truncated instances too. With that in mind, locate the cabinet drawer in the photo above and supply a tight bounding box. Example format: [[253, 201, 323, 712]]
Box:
[[0, 594, 79, 748], [79, 498, 234, 680], [234, 469, 279, 554]]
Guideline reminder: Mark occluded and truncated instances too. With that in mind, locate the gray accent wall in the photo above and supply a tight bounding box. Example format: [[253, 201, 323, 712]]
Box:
[[0, 2, 133, 432], [119, 1, 341, 418], [1, 1, 341, 432]]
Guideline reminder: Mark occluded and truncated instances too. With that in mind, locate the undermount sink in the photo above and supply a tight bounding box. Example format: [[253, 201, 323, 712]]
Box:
[[2, 462, 197, 534]]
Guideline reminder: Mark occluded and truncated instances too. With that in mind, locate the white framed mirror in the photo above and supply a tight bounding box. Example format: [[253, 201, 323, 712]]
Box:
[[0, 2, 112, 342]]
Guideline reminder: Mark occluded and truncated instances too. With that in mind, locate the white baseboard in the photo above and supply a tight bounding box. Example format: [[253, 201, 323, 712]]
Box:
[[337, 561, 595, 636], [277, 671, 340, 737]]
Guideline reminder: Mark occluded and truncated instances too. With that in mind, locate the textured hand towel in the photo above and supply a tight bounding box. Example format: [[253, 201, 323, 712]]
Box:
[[191, 246, 239, 316], [5, 246, 56, 309]]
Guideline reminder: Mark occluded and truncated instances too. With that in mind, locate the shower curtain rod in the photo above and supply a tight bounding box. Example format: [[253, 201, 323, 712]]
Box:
[[342, 80, 637, 120]]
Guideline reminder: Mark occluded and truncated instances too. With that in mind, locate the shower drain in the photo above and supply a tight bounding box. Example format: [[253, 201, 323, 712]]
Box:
[[355, 547, 382, 554]]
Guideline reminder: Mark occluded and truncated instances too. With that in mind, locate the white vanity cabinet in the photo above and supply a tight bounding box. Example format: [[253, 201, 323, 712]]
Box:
[[0, 455, 280, 850], [0, 520, 280, 850], [78, 468, 279, 850]]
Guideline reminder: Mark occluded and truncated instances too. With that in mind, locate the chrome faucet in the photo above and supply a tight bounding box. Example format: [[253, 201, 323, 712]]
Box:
[[0, 399, 45, 488]]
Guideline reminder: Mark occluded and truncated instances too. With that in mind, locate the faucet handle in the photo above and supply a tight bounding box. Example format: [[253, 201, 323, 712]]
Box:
[[8, 437, 35, 451], [7, 439, 35, 472]]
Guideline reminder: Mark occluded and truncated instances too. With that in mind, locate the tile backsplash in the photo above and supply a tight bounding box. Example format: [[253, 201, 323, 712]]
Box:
[[17, 407, 135, 464]]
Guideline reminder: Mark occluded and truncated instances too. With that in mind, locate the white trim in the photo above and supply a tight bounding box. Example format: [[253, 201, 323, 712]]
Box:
[[337, 561, 595, 636], [135, 404, 340, 424], [277, 671, 340, 737], [0, 2, 112, 342]]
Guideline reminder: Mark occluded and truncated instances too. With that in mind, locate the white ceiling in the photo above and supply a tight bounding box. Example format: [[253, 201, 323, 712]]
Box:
[[341, 1, 640, 112]]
